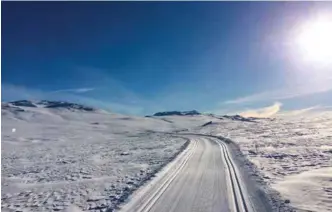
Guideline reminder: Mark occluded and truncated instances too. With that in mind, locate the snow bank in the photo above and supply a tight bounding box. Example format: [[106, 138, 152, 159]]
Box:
[[273, 167, 332, 212]]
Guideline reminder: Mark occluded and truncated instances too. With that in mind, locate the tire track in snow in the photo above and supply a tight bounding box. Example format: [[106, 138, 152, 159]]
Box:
[[120, 139, 198, 212], [120, 134, 254, 212], [212, 137, 251, 212]]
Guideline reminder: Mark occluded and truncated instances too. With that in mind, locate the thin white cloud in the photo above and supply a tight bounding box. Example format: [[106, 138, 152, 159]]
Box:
[[239, 102, 282, 118], [277, 105, 320, 117], [2, 65, 165, 115], [50, 88, 95, 94], [1, 83, 144, 115], [206, 102, 282, 117], [224, 77, 332, 105], [277, 105, 332, 117]]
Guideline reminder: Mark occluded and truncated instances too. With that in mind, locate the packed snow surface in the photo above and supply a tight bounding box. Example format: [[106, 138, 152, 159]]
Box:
[[1, 101, 197, 212], [197, 112, 332, 212], [2, 101, 331, 212]]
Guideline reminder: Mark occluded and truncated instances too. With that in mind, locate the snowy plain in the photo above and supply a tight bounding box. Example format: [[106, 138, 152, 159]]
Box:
[[196, 112, 332, 212], [1, 101, 332, 212], [1, 101, 197, 212]]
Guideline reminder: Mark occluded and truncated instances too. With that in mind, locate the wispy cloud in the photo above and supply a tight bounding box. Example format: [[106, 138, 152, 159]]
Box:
[[2, 65, 160, 115], [1, 83, 145, 115], [50, 87, 95, 94], [239, 102, 282, 118], [205, 102, 282, 117], [224, 77, 332, 105], [277, 105, 332, 117], [277, 105, 320, 117]]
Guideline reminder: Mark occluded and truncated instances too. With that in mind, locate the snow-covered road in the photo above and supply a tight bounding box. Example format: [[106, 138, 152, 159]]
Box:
[[120, 136, 254, 212]]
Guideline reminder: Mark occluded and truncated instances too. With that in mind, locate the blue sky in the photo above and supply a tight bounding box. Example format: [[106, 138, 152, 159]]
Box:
[[2, 2, 332, 115]]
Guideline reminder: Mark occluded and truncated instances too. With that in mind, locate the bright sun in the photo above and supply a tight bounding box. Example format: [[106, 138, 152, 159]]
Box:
[[295, 15, 332, 65]]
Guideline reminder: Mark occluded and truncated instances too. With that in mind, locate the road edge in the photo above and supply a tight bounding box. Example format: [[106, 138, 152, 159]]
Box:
[[115, 135, 194, 212], [221, 136, 295, 212]]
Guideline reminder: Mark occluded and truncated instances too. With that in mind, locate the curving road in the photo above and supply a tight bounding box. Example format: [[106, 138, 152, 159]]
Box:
[[120, 136, 252, 212]]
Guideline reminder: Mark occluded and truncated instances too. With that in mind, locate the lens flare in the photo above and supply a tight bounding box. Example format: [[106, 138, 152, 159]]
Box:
[[295, 15, 332, 65]]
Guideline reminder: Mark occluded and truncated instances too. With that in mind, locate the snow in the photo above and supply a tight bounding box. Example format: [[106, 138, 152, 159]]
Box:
[[1, 103, 188, 211], [197, 112, 332, 212], [2, 101, 331, 212], [274, 167, 332, 212]]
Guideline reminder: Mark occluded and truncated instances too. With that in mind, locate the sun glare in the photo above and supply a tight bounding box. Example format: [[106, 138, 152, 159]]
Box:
[[295, 15, 332, 65]]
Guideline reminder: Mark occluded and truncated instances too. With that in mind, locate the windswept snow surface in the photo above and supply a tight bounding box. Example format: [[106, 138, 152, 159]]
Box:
[[197, 113, 332, 212], [1, 103, 190, 211], [2, 102, 331, 212]]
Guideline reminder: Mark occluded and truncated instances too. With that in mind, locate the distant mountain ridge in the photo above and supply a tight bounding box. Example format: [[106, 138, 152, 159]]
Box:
[[8, 100, 37, 107], [4, 100, 96, 112], [152, 110, 201, 116], [222, 114, 257, 122], [206, 113, 266, 122], [3, 100, 273, 121]]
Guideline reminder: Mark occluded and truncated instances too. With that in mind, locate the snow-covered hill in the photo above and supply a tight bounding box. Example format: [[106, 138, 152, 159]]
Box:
[[196, 112, 332, 212], [1, 100, 331, 212], [1, 101, 215, 212], [5, 100, 97, 111]]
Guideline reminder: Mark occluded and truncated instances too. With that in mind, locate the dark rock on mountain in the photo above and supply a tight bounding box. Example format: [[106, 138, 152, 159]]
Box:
[[201, 121, 213, 127], [10, 100, 37, 107], [222, 115, 257, 122], [153, 110, 201, 116], [42, 101, 95, 111], [4, 100, 96, 112]]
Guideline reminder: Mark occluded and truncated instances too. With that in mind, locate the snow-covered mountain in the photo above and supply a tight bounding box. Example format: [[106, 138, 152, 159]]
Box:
[[6, 100, 97, 112], [151, 110, 201, 116], [2, 100, 331, 212], [8, 100, 38, 107]]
